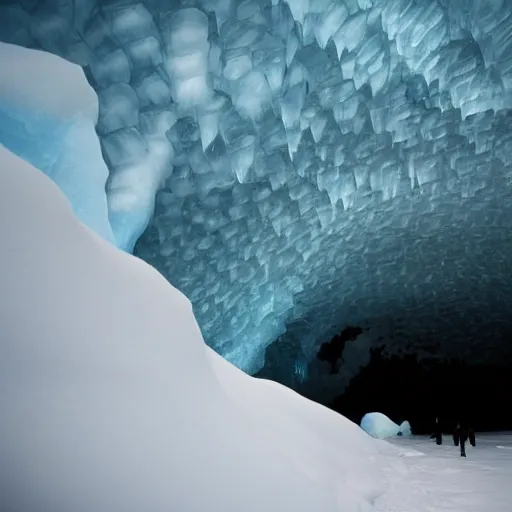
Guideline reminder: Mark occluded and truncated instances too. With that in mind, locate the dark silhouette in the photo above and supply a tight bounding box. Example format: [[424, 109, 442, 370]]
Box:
[[469, 427, 476, 448], [430, 417, 442, 445], [329, 349, 423, 427], [453, 422, 476, 457], [316, 325, 364, 374]]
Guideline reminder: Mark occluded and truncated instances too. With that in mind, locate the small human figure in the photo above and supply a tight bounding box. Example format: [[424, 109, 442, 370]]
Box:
[[453, 422, 466, 456], [453, 421, 476, 457], [469, 426, 476, 448], [431, 417, 442, 445]]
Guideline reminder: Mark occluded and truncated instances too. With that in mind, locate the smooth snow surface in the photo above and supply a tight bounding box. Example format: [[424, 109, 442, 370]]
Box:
[[0, 42, 115, 246], [0, 143, 385, 511], [376, 433, 512, 512]]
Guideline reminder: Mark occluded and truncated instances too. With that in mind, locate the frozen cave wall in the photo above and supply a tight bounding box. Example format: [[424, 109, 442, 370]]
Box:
[[1, 0, 512, 378]]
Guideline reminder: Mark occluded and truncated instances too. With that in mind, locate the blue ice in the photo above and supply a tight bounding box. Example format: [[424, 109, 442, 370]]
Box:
[[0, 102, 115, 246]]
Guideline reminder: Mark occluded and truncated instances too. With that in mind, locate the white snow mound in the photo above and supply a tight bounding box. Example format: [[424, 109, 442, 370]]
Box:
[[0, 143, 385, 511]]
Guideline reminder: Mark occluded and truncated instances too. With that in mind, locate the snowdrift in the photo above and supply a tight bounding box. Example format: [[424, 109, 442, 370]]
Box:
[[0, 143, 385, 511]]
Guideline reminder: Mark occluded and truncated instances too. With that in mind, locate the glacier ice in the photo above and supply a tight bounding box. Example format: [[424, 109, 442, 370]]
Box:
[[361, 412, 412, 440], [0, 41, 173, 253], [1, 1, 512, 374], [162, 8, 212, 109], [0, 143, 387, 512], [0, 42, 115, 246]]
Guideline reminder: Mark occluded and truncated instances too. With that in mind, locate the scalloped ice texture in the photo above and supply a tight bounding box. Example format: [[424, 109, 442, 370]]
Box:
[[1, 1, 512, 373], [0, 142, 386, 512]]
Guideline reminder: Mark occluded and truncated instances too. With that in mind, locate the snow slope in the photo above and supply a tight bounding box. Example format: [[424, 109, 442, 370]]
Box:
[[0, 143, 385, 511]]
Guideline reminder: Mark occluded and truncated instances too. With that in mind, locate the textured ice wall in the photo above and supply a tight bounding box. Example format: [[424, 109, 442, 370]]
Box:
[[1, 1, 512, 373]]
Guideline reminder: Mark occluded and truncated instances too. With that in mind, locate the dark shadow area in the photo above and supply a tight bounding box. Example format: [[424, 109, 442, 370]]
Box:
[[316, 325, 365, 374], [257, 281, 512, 434], [330, 348, 512, 433]]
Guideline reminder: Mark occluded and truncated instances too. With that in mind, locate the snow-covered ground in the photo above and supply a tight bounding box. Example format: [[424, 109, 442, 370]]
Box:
[[376, 433, 512, 512]]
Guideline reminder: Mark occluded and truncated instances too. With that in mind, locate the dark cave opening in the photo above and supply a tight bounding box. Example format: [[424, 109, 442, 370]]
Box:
[[260, 317, 512, 434], [316, 325, 365, 374], [329, 348, 512, 434]]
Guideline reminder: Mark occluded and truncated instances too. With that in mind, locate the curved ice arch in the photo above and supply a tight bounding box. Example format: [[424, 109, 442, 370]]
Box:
[[2, 1, 512, 373]]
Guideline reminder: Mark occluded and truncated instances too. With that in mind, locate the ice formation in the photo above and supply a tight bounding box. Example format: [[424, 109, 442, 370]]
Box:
[[0, 42, 115, 246], [361, 412, 411, 439], [1, 1, 512, 374], [0, 142, 386, 512]]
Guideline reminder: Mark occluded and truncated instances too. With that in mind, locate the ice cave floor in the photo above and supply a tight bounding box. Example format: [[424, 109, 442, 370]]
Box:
[[376, 432, 512, 512]]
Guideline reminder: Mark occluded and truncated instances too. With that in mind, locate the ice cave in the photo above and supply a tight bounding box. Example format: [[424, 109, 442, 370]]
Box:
[[1, 0, 512, 511]]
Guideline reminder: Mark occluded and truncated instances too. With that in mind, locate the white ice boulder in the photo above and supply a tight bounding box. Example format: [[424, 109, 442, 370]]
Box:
[[361, 412, 412, 439]]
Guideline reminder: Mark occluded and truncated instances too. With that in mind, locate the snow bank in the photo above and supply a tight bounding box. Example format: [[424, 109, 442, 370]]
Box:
[[0, 42, 115, 246], [0, 143, 385, 511]]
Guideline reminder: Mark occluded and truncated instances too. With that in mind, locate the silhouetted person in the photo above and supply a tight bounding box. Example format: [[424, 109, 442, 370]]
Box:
[[453, 422, 466, 456], [453, 421, 476, 457], [469, 427, 476, 448], [430, 417, 442, 445]]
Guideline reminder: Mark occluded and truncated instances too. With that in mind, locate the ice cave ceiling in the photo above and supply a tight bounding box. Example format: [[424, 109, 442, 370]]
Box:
[[1, 0, 512, 380]]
